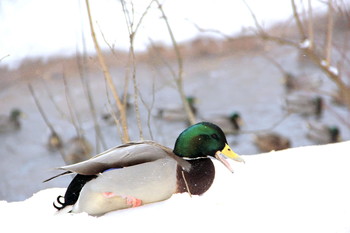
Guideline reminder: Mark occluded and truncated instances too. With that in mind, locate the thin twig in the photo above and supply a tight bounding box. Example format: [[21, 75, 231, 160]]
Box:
[[28, 83, 66, 158], [0, 54, 10, 62], [28, 84, 55, 133], [155, 0, 196, 125], [181, 170, 192, 198], [138, 79, 156, 140], [85, 0, 130, 143], [188, 19, 232, 39], [324, 0, 334, 66], [77, 3, 107, 152], [120, 0, 154, 140], [241, 0, 264, 33], [62, 72, 83, 137], [76, 52, 107, 152], [240, 113, 292, 134], [307, 0, 314, 49], [41, 78, 68, 119], [291, 0, 306, 41]]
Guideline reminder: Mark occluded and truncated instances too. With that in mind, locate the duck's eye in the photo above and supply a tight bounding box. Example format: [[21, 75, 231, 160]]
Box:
[[211, 134, 219, 140]]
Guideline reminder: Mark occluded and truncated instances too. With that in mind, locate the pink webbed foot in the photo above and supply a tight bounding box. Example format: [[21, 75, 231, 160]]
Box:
[[102, 192, 142, 208], [102, 192, 117, 198], [125, 196, 142, 208]]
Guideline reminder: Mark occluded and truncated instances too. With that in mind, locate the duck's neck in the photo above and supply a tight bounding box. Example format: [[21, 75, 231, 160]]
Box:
[[176, 158, 215, 195], [230, 118, 240, 130]]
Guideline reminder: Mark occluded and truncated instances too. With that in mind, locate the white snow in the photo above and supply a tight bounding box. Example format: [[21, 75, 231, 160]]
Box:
[[1, 141, 350, 233], [321, 60, 339, 76], [299, 39, 311, 49]]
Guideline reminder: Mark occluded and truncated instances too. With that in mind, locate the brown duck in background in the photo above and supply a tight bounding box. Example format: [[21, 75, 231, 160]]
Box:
[[285, 94, 323, 119], [155, 96, 197, 122], [253, 132, 291, 152], [62, 136, 93, 165], [47, 132, 93, 164]]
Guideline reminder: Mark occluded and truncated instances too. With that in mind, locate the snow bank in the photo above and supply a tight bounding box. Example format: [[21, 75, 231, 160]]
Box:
[[1, 141, 350, 233]]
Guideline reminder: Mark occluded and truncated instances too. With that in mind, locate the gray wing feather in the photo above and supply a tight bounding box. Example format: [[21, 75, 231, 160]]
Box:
[[57, 141, 191, 175]]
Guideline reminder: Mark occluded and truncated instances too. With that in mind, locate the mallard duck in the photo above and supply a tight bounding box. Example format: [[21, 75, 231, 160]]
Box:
[[62, 136, 93, 165], [47, 131, 63, 152], [283, 72, 298, 92], [204, 112, 243, 135], [101, 94, 132, 125], [155, 96, 197, 121], [306, 122, 341, 144], [0, 109, 22, 133], [285, 95, 323, 118], [253, 132, 291, 152], [49, 122, 244, 216], [282, 73, 320, 93]]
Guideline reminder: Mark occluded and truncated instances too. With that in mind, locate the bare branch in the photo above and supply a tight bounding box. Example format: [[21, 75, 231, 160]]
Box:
[[291, 0, 306, 41], [0, 54, 10, 62], [85, 0, 130, 143], [28, 83, 55, 134], [307, 0, 314, 49], [324, 0, 334, 66], [155, 0, 196, 125], [120, 0, 154, 140], [241, 0, 264, 33], [76, 52, 107, 152], [62, 72, 83, 137]]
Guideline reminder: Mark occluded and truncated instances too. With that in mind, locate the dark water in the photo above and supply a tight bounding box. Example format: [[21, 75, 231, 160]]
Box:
[[1, 46, 349, 201]]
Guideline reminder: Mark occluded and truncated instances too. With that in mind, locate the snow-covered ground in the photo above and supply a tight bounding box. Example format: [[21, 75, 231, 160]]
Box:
[[1, 141, 350, 233]]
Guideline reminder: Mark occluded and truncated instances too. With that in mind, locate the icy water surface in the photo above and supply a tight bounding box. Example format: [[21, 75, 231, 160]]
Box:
[[1, 47, 349, 201]]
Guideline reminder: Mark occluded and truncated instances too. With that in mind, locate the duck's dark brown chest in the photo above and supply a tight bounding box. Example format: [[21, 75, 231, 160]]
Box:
[[176, 158, 215, 195]]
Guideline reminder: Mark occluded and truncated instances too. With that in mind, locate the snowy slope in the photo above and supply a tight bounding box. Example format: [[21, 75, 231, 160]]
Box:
[[1, 141, 350, 233]]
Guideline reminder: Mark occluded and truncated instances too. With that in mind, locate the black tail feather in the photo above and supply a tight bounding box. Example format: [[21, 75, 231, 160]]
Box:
[[53, 195, 66, 210], [53, 174, 97, 211]]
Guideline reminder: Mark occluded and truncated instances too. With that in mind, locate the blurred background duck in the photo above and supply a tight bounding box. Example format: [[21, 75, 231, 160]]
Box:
[[0, 108, 23, 133], [101, 93, 132, 125], [155, 96, 197, 121], [203, 112, 243, 135], [283, 72, 299, 92], [306, 121, 341, 144], [253, 132, 291, 152], [47, 131, 63, 152], [282, 72, 321, 93], [284, 94, 323, 119], [62, 136, 93, 165]]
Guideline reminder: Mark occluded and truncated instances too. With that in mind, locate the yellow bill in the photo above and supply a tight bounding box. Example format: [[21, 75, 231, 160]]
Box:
[[215, 143, 245, 173]]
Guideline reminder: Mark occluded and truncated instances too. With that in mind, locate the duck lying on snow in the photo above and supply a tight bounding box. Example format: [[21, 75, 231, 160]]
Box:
[[48, 122, 244, 216]]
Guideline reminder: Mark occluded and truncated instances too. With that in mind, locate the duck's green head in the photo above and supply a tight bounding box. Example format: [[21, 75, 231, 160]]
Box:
[[10, 109, 22, 120], [229, 112, 242, 130], [329, 126, 341, 142], [173, 122, 244, 172], [186, 96, 195, 105]]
